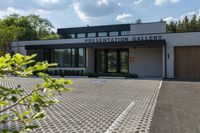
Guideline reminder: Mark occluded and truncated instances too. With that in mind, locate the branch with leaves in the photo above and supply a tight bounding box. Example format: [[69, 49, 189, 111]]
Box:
[[0, 53, 73, 133]]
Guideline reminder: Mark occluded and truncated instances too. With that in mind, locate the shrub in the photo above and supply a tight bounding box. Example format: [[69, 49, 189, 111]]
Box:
[[59, 70, 64, 77], [125, 73, 138, 78], [76, 70, 80, 76], [88, 73, 99, 78], [54, 70, 58, 76], [48, 70, 53, 76], [80, 70, 84, 76], [44, 70, 49, 74]]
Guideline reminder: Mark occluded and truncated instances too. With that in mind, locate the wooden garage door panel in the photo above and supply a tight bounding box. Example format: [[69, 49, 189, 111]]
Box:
[[175, 46, 200, 81]]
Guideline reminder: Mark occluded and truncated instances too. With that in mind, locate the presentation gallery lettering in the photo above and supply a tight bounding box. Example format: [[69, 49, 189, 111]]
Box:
[[85, 35, 162, 43]]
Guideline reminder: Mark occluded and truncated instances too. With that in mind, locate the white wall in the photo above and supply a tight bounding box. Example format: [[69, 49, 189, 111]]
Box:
[[163, 32, 200, 78], [12, 30, 200, 79], [129, 47, 162, 77], [130, 22, 166, 35], [86, 48, 95, 73]]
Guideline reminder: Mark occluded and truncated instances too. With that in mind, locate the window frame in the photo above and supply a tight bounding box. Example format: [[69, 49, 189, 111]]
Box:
[[98, 32, 108, 37], [77, 33, 86, 38], [52, 48, 86, 68]]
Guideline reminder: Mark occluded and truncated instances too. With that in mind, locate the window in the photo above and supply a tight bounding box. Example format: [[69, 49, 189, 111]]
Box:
[[110, 31, 119, 36], [121, 31, 130, 36], [54, 49, 71, 67], [69, 34, 75, 38], [78, 48, 86, 67], [88, 33, 96, 38], [27, 49, 44, 62], [71, 48, 76, 67], [52, 48, 86, 67], [77, 33, 85, 38], [98, 32, 107, 37]]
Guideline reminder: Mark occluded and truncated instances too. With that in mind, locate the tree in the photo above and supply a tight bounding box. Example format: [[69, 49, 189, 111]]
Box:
[[167, 21, 177, 33], [0, 14, 60, 55], [189, 14, 198, 31], [167, 15, 200, 33], [135, 18, 142, 24], [0, 53, 73, 132], [0, 24, 24, 56]]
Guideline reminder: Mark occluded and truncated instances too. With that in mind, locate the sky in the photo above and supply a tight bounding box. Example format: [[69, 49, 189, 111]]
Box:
[[0, 0, 200, 29]]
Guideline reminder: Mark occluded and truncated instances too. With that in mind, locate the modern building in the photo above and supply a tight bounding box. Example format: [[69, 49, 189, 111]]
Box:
[[12, 22, 200, 80]]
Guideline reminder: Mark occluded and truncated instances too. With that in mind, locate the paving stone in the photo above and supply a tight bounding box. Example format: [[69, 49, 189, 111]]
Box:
[[0, 77, 161, 133]]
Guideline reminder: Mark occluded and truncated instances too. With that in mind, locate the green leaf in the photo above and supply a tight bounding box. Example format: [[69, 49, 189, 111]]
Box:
[[10, 96, 18, 103], [24, 125, 39, 130], [32, 112, 45, 120], [65, 80, 74, 85], [0, 114, 10, 121], [32, 91, 39, 102], [20, 110, 32, 118], [13, 53, 23, 64], [0, 101, 8, 106], [64, 88, 72, 92]]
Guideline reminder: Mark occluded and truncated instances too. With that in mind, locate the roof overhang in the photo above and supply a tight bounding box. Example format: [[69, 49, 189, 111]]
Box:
[[25, 40, 166, 50]]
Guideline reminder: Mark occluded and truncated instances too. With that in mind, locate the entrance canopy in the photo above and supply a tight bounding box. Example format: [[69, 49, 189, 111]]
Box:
[[25, 40, 166, 49]]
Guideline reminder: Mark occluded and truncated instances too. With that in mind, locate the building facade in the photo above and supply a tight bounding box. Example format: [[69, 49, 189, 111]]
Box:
[[12, 22, 200, 80]]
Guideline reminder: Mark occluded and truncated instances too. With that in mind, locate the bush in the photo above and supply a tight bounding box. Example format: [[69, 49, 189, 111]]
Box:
[[59, 70, 64, 77], [64, 70, 68, 76], [44, 70, 49, 74], [88, 73, 99, 78], [125, 73, 138, 78], [54, 70, 58, 76], [48, 70, 53, 76], [76, 70, 80, 76], [80, 70, 84, 76]]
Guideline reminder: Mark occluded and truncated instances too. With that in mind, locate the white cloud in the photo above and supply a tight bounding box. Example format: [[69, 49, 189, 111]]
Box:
[[72, 3, 91, 22], [0, 7, 50, 19], [134, 0, 143, 5], [155, 0, 180, 6], [97, 0, 109, 6], [116, 13, 133, 22], [163, 16, 177, 23], [163, 10, 200, 23], [72, 0, 120, 22], [39, 0, 59, 4]]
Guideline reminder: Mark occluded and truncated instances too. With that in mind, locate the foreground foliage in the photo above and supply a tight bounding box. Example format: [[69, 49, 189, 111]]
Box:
[[0, 53, 73, 133], [0, 14, 60, 56]]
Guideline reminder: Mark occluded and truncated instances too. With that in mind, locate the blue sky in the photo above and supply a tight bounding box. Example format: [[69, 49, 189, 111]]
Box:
[[0, 0, 200, 29]]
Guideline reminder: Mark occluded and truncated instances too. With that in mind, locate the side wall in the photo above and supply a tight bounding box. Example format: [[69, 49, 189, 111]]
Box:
[[85, 48, 95, 73], [129, 47, 163, 77], [164, 32, 200, 78]]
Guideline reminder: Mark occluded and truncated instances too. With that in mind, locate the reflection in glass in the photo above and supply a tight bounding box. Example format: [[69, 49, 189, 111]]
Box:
[[120, 50, 128, 73], [108, 50, 117, 73]]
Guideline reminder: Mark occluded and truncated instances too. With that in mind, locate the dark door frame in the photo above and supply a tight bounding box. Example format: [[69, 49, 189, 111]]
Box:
[[95, 48, 129, 74]]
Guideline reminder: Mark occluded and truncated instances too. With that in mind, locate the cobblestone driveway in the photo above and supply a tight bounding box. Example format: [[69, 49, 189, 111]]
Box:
[[0, 77, 162, 133]]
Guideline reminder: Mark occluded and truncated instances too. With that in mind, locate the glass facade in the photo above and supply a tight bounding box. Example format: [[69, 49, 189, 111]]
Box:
[[77, 33, 85, 38], [96, 49, 129, 73], [98, 32, 107, 37], [27, 48, 86, 68], [88, 33, 96, 38], [110, 31, 119, 36], [78, 48, 86, 67], [54, 49, 71, 67], [27, 49, 44, 62], [121, 31, 130, 36]]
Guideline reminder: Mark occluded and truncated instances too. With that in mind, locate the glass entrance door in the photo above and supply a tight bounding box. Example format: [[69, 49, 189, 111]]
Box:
[[96, 49, 128, 73], [120, 50, 129, 73], [108, 50, 117, 73]]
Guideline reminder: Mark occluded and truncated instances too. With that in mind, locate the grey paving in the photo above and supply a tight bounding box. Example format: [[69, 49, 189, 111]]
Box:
[[150, 81, 200, 133], [0, 77, 161, 133]]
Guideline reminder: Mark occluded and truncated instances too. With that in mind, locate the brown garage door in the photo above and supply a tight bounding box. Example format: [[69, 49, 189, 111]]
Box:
[[175, 46, 200, 81]]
